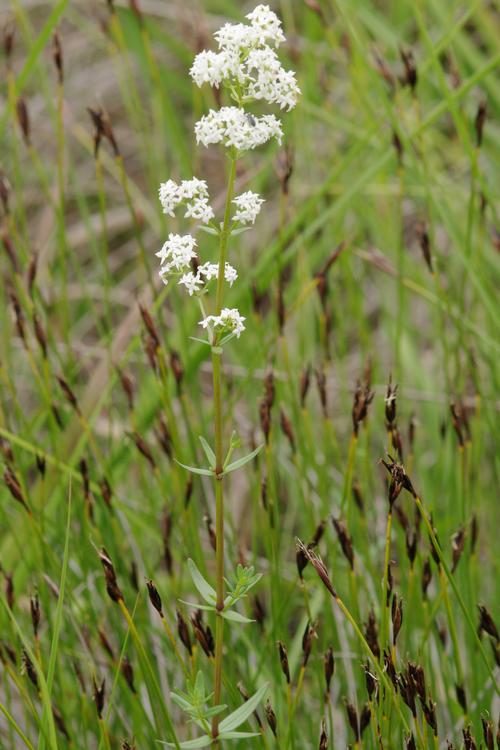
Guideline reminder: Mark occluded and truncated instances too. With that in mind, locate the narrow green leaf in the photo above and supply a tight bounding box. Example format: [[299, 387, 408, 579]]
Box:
[[179, 600, 215, 612], [187, 559, 216, 605], [230, 226, 252, 236], [198, 225, 220, 236], [174, 459, 213, 477], [158, 736, 212, 748], [223, 445, 264, 475], [220, 610, 254, 623], [218, 683, 268, 732], [219, 732, 260, 740], [198, 437, 216, 469], [189, 337, 211, 346]]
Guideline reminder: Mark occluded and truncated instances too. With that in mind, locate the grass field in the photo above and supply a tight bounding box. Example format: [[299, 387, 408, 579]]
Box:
[[0, 1, 499, 748]]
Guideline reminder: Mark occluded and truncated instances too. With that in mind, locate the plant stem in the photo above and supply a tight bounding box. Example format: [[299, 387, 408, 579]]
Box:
[[211, 151, 238, 739]]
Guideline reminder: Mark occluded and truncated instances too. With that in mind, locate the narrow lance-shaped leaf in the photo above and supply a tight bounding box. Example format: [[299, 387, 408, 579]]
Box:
[[220, 610, 254, 623], [187, 559, 216, 605], [174, 459, 213, 477], [223, 445, 264, 475], [158, 736, 212, 749], [198, 436, 216, 469], [218, 683, 268, 732]]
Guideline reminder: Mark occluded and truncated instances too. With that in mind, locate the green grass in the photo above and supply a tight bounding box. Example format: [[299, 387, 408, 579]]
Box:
[[0, 1, 499, 748]]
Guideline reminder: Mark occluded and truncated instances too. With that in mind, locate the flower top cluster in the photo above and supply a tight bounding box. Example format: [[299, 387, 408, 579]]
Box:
[[155, 6, 299, 342], [190, 5, 299, 152]]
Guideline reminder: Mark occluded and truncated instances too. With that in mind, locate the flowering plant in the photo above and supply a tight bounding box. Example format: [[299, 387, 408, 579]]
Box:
[[155, 5, 299, 746]]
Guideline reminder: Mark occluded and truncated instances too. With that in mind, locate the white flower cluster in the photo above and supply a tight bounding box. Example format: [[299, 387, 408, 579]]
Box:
[[158, 178, 214, 224], [195, 107, 283, 151], [232, 191, 264, 224], [199, 308, 246, 338], [190, 4, 299, 152], [156, 233, 197, 283], [155, 6, 299, 340], [178, 263, 238, 296], [190, 5, 299, 113]]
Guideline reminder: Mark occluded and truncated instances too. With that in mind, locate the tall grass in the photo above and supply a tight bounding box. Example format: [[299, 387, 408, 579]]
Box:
[[0, 1, 499, 748]]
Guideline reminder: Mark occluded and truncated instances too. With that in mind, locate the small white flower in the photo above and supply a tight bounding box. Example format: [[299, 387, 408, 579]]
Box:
[[199, 307, 246, 338], [232, 191, 264, 224], [178, 271, 203, 296], [156, 233, 197, 282], [246, 5, 285, 47], [198, 262, 238, 286], [184, 197, 214, 224], [223, 263, 238, 286], [158, 177, 215, 224], [195, 107, 282, 151], [159, 179, 181, 216]]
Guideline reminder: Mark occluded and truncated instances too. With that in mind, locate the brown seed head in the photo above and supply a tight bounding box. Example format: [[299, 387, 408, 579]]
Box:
[[345, 700, 359, 741], [21, 649, 39, 689], [277, 641, 290, 683], [52, 32, 63, 84], [416, 223, 433, 273], [324, 646, 334, 694], [364, 609, 380, 660], [478, 605, 499, 641], [146, 580, 163, 616], [30, 592, 41, 637], [296, 539, 337, 598], [56, 376, 80, 414], [176, 609, 192, 655], [92, 677, 106, 719], [352, 379, 375, 436], [4, 467, 29, 512], [481, 714, 494, 750], [400, 47, 417, 90], [265, 699, 277, 736], [97, 547, 123, 603], [391, 593, 403, 645], [16, 98, 30, 145], [475, 99, 487, 148], [300, 365, 311, 407], [332, 517, 354, 569], [451, 525, 466, 573], [280, 408, 295, 452], [121, 655, 136, 693], [318, 717, 328, 749], [385, 376, 397, 426]]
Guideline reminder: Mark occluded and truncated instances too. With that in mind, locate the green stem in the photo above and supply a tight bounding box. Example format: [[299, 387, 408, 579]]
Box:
[[211, 151, 237, 739]]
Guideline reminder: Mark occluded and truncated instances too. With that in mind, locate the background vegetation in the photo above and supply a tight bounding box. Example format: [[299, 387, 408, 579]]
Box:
[[0, 1, 499, 748]]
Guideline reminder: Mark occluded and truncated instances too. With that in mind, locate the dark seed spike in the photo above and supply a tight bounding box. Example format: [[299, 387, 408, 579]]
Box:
[[319, 717, 328, 750], [265, 699, 277, 736], [324, 646, 335, 695], [92, 676, 106, 719], [30, 592, 41, 637], [364, 609, 380, 660], [332, 517, 354, 569], [481, 714, 494, 750], [176, 609, 192, 655], [477, 605, 499, 641], [391, 593, 403, 645], [475, 99, 487, 148], [345, 700, 360, 742], [146, 579, 163, 617], [277, 641, 290, 683]]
